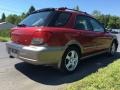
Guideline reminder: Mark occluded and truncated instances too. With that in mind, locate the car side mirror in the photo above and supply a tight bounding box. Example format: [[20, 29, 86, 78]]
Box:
[[105, 28, 112, 33]]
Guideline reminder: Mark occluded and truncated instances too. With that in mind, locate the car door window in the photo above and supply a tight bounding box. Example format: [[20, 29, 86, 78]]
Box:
[[74, 15, 93, 30], [89, 18, 104, 32]]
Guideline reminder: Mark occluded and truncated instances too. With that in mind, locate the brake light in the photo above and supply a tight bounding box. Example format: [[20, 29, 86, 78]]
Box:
[[10, 29, 15, 38], [31, 31, 52, 45]]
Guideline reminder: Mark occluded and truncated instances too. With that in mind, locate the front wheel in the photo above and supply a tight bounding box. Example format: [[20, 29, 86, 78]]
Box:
[[108, 42, 117, 55], [60, 47, 80, 73]]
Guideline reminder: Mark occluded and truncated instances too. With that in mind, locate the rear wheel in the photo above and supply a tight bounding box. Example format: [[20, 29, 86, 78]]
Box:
[[60, 47, 80, 73]]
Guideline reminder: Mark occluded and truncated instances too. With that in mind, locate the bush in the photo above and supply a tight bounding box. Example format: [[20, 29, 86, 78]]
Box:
[[0, 29, 10, 37]]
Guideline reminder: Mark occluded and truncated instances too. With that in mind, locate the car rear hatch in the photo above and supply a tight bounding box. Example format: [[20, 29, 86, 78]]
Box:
[[11, 27, 38, 45]]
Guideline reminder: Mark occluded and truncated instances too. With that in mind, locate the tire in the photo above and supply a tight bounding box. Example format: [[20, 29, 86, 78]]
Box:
[[9, 55, 15, 58], [60, 46, 80, 73], [108, 42, 117, 56]]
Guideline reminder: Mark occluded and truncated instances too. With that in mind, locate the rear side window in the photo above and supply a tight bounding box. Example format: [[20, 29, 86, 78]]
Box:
[[54, 12, 71, 26], [74, 15, 93, 30]]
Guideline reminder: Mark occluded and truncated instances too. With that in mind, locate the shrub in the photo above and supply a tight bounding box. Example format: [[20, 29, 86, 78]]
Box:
[[0, 29, 10, 37]]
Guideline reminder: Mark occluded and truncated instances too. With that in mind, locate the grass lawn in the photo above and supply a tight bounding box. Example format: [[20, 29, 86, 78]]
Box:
[[0, 37, 10, 42], [0, 29, 10, 42], [66, 59, 120, 90]]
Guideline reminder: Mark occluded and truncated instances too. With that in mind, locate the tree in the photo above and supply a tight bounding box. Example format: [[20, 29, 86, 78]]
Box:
[[4, 6, 36, 25], [108, 16, 120, 29], [92, 10, 120, 29], [27, 6, 36, 15], [92, 10, 101, 17], [5, 14, 21, 25], [20, 13, 27, 20], [1, 13, 6, 22], [74, 5, 80, 11]]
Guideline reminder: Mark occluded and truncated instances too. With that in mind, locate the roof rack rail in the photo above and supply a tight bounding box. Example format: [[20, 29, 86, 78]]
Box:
[[30, 7, 89, 16], [31, 8, 55, 14], [58, 7, 89, 15]]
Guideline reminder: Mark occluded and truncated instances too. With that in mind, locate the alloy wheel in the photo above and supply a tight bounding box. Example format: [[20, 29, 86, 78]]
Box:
[[65, 50, 79, 71]]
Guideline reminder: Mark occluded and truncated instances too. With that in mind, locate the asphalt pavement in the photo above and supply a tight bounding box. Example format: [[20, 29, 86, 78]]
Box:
[[0, 34, 120, 90]]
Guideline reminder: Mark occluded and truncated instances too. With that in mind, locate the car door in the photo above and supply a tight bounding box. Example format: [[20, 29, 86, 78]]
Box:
[[74, 15, 98, 55], [88, 17, 110, 51]]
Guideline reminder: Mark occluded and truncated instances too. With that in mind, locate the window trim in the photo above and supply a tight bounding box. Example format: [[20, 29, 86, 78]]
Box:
[[74, 15, 93, 31]]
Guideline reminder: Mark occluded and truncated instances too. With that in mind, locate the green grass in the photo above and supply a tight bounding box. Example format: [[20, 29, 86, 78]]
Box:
[[66, 59, 120, 90], [0, 29, 10, 37], [0, 29, 10, 42], [0, 37, 10, 42]]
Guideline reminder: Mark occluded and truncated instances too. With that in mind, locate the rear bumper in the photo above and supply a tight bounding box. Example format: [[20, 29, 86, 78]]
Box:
[[6, 42, 64, 66]]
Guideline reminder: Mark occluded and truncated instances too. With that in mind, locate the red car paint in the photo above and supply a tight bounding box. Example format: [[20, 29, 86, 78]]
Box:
[[11, 8, 113, 54]]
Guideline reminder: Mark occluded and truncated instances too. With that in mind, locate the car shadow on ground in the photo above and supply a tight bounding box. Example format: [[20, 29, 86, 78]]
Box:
[[15, 52, 120, 85]]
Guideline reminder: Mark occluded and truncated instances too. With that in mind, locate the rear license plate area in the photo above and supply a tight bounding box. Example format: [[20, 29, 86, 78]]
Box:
[[8, 48, 18, 57]]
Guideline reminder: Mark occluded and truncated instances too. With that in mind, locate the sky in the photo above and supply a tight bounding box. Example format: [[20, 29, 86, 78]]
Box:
[[0, 0, 120, 18]]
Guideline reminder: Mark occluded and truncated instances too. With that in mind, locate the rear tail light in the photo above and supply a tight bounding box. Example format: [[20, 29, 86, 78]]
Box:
[[31, 31, 52, 45], [10, 29, 16, 39]]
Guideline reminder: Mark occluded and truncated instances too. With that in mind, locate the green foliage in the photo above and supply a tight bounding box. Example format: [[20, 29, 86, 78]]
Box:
[[0, 29, 10, 37], [5, 14, 21, 25], [92, 10, 120, 29], [92, 10, 101, 17], [66, 59, 120, 90], [0, 37, 10, 42], [21, 13, 27, 20], [1, 6, 120, 29], [74, 5, 80, 11], [27, 6, 36, 16], [1, 13, 6, 22], [3, 6, 35, 25], [0, 29, 10, 42], [107, 16, 120, 29]]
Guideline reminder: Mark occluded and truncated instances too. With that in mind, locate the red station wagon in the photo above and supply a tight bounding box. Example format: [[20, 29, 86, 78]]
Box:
[[6, 8, 118, 73]]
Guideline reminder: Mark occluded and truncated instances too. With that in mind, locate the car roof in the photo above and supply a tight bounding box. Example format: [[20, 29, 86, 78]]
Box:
[[31, 7, 93, 17]]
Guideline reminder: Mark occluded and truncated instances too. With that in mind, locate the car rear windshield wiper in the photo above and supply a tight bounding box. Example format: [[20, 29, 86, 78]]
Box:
[[17, 24, 27, 27]]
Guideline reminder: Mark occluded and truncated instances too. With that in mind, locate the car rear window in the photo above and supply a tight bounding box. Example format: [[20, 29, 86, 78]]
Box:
[[19, 11, 52, 27]]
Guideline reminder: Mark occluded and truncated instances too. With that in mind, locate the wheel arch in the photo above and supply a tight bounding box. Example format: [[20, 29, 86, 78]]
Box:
[[64, 40, 84, 54], [58, 40, 83, 68]]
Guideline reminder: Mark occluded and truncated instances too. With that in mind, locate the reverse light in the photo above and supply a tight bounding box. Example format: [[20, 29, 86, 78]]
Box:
[[31, 38, 44, 45]]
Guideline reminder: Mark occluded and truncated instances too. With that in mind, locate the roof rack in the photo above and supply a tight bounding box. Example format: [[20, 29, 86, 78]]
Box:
[[30, 7, 90, 16], [58, 7, 89, 15], [31, 8, 55, 14]]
